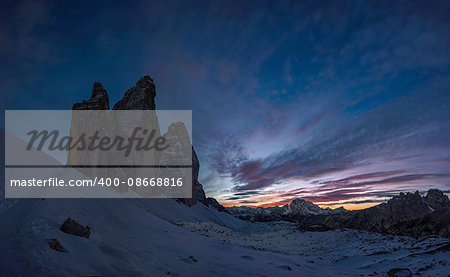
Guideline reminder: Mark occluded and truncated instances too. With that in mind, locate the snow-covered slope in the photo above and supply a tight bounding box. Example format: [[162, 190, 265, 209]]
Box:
[[0, 196, 357, 276], [1, 194, 449, 276]]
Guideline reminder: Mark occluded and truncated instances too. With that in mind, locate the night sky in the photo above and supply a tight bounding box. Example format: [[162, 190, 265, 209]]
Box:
[[2, 0, 449, 209]]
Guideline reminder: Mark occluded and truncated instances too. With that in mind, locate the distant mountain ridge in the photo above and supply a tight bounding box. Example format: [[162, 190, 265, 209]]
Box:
[[227, 189, 450, 238], [227, 198, 348, 222], [346, 189, 450, 238]]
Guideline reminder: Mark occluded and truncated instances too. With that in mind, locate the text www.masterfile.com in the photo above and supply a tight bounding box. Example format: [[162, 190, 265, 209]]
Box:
[[9, 177, 185, 187]]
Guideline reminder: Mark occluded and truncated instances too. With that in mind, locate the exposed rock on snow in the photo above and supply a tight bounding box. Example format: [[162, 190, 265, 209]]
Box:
[[60, 218, 91, 238], [46, 238, 68, 253], [387, 268, 412, 277]]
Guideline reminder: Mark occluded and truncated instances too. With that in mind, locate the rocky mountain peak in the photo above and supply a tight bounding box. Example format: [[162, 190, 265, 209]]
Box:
[[333, 206, 347, 213], [159, 121, 205, 206], [162, 122, 193, 172], [165, 122, 191, 145], [70, 76, 215, 207], [73, 82, 109, 110], [388, 190, 423, 205], [136, 75, 154, 88], [113, 75, 156, 110], [91, 82, 107, 98], [289, 198, 323, 215], [385, 189, 449, 210], [291, 198, 306, 205], [347, 189, 450, 237], [425, 189, 449, 209]]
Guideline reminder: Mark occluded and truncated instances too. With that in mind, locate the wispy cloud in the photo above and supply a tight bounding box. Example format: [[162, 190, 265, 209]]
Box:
[[2, 0, 449, 209]]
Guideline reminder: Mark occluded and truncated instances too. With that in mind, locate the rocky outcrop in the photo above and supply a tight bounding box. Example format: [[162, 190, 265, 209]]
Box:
[[70, 75, 214, 208], [158, 120, 207, 206], [425, 189, 450, 210], [113, 75, 156, 110], [207, 197, 225, 211], [177, 146, 207, 206], [347, 190, 449, 233], [288, 189, 450, 238], [46, 238, 68, 252], [73, 82, 109, 110], [160, 122, 193, 166], [386, 209, 450, 238], [60, 218, 91, 238], [112, 77, 209, 206], [313, 189, 450, 238], [69, 77, 161, 196], [387, 268, 412, 277], [195, 181, 207, 205]]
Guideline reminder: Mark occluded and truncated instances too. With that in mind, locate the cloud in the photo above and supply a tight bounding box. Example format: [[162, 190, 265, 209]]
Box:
[[320, 170, 406, 185], [2, 0, 449, 209]]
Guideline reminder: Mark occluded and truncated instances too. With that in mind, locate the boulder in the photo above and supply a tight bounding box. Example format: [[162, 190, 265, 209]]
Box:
[[387, 268, 412, 277], [46, 238, 68, 253], [60, 218, 91, 238]]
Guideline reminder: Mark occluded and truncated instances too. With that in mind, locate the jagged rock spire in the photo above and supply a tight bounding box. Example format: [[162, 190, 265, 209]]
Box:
[[72, 82, 109, 110], [70, 75, 212, 207], [113, 75, 156, 110]]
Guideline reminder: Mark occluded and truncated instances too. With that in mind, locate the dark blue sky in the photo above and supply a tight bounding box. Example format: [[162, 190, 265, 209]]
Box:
[[2, 0, 449, 208]]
